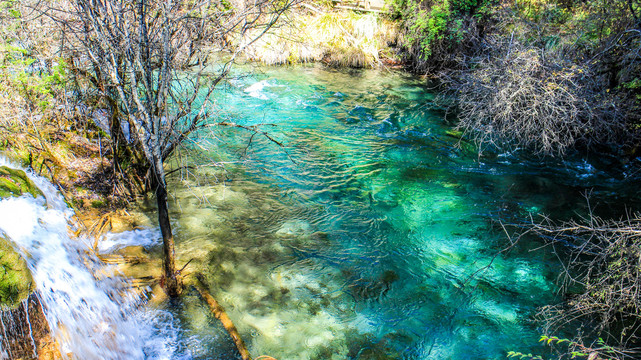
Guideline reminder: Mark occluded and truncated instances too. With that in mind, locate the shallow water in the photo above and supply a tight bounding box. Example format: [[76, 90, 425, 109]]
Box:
[[116, 65, 640, 359]]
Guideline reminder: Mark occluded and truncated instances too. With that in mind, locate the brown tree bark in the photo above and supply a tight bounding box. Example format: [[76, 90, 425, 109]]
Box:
[[156, 181, 182, 296]]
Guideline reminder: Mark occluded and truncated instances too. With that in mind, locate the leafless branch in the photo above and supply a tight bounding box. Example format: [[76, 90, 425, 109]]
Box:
[[527, 212, 641, 358]]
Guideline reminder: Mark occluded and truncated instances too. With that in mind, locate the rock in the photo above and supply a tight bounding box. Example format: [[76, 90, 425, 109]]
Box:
[[109, 214, 134, 233], [275, 220, 311, 238], [347, 270, 399, 301], [0, 237, 34, 309], [0, 166, 43, 199], [113, 245, 151, 265], [0, 293, 53, 360]]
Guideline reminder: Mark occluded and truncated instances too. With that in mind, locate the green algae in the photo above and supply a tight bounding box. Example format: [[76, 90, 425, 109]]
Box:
[[0, 236, 34, 309], [0, 166, 43, 199]]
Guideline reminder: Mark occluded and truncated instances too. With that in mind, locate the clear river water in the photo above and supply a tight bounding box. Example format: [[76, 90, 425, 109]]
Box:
[[3, 64, 641, 360], [130, 64, 640, 359]]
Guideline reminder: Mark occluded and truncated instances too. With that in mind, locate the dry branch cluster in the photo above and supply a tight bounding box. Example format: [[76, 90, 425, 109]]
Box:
[[449, 40, 629, 156], [56, 0, 281, 170], [530, 215, 641, 359]]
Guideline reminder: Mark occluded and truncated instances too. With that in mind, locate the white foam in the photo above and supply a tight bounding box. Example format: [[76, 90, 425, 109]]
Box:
[[0, 158, 183, 359], [244, 80, 272, 100], [98, 228, 162, 253]]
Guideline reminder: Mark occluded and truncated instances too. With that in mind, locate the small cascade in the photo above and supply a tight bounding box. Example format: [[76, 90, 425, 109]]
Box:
[[0, 158, 182, 360]]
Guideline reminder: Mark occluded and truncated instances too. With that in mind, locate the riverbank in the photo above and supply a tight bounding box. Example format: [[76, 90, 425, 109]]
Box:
[[240, 5, 402, 68]]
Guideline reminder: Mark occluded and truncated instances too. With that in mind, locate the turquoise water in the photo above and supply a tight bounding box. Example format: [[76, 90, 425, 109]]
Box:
[[128, 64, 640, 359]]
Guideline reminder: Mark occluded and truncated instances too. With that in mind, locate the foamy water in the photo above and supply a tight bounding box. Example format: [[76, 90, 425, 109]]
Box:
[[0, 158, 181, 360]]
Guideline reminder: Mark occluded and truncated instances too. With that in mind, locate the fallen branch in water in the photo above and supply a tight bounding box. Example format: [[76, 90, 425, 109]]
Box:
[[526, 213, 641, 359], [193, 273, 253, 360]]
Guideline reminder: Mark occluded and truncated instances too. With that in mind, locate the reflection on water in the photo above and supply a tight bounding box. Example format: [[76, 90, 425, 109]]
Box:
[[113, 64, 640, 359]]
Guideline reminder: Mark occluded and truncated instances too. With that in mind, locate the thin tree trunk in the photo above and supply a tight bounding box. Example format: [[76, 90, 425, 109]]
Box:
[[155, 181, 182, 296]]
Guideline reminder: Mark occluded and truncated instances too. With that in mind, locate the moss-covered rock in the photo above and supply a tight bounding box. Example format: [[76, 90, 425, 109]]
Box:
[[0, 237, 34, 309], [0, 166, 43, 199]]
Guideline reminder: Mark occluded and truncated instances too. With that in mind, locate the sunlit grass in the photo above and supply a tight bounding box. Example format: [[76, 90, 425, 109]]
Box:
[[240, 10, 400, 68]]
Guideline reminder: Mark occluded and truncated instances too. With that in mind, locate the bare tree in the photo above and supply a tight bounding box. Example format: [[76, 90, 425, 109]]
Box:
[[47, 0, 294, 296]]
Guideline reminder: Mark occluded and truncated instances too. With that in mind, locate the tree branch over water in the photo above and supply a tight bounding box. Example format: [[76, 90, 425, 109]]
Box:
[[25, 0, 299, 356], [524, 213, 641, 359], [36, 0, 298, 297]]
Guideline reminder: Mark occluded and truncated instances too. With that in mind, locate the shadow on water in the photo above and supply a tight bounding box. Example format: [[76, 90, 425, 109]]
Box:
[[119, 64, 641, 359]]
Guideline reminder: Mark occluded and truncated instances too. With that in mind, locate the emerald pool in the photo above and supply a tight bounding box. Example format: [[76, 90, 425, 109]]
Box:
[[122, 64, 640, 359]]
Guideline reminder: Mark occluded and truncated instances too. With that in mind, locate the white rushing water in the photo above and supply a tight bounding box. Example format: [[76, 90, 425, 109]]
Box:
[[0, 158, 180, 360]]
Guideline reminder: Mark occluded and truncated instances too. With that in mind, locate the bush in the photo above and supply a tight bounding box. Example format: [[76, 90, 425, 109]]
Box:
[[448, 41, 630, 155], [527, 214, 641, 359], [390, 0, 641, 154], [388, 0, 497, 72]]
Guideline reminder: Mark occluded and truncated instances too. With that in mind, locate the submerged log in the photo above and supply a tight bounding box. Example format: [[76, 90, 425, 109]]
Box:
[[194, 273, 253, 360]]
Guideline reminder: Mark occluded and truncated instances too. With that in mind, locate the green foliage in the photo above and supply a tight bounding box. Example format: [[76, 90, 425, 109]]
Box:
[[507, 351, 544, 359], [0, 0, 68, 113], [0, 0, 21, 19], [1, 48, 67, 111], [409, 1, 452, 59], [388, 0, 497, 64], [513, 0, 568, 23], [539, 336, 589, 359], [623, 78, 641, 101], [508, 335, 621, 360]]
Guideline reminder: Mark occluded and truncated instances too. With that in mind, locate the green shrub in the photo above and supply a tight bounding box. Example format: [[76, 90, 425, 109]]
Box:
[[387, 0, 498, 71]]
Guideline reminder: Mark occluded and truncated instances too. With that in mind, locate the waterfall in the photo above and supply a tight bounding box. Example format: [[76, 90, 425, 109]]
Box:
[[0, 158, 181, 360]]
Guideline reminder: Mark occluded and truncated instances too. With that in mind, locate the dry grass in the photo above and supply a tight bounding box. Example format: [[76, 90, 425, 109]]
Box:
[[239, 8, 400, 67]]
